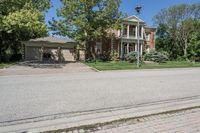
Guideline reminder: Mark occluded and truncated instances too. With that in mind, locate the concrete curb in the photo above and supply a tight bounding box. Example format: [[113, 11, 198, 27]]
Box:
[[0, 96, 200, 133]]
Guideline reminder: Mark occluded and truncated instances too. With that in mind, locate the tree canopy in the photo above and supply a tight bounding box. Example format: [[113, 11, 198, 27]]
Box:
[[50, 0, 123, 59], [0, 0, 51, 62], [154, 2, 200, 60]]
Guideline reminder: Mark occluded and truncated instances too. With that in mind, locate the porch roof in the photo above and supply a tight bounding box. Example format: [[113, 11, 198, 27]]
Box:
[[123, 15, 145, 24]]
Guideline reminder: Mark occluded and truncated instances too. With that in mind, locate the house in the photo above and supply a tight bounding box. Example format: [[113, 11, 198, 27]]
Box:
[[91, 15, 156, 60], [23, 16, 156, 62], [22, 36, 77, 62]]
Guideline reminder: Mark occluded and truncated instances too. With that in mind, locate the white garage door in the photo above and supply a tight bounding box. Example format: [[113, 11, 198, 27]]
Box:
[[62, 49, 75, 61]]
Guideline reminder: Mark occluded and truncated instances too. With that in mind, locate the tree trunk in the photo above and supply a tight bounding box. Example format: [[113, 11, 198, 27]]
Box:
[[85, 41, 96, 61], [90, 45, 96, 61]]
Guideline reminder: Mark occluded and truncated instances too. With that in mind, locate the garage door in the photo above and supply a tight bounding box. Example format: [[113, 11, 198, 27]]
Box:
[[25, 47, 40, 60], [25, 47, 75, 62], [62, 49, 75, 61]]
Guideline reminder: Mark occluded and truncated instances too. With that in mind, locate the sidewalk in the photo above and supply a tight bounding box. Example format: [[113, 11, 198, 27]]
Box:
[[81, 107, 200, 133], [1, 96, 200, 133]]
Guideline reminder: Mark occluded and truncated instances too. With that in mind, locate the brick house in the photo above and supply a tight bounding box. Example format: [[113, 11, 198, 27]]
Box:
[[89, 15, 156, 60]]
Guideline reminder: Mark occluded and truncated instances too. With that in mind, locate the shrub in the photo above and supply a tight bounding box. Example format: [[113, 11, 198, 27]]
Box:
[[126, 51, 141, 63], [145, 51, 168, 63], [110, 50, 119, 61]]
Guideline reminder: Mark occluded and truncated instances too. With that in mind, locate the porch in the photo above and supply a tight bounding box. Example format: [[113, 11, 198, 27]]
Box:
[[119, 40, 144, 59]]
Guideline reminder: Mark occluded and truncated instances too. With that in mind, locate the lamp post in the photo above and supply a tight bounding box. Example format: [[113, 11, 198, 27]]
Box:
[[135, 5, 142, 68]]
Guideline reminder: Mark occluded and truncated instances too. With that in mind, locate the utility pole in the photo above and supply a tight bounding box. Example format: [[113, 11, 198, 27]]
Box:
[[135, 5, 142, 68]]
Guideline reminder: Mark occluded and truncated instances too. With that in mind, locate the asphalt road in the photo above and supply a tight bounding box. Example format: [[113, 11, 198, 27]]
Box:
[[0, 68, 200, 125]]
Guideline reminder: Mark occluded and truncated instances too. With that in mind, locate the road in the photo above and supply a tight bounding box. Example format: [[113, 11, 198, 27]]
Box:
[[0, 68, 200, 125]]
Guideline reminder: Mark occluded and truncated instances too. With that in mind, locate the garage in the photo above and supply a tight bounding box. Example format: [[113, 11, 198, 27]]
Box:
[[23, 36, 77, 62]]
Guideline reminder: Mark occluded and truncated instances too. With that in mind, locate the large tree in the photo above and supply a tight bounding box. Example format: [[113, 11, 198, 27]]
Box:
[[0, 0, 51, 62], [50, 0, 123, 60], [154, 3, 200, 60], [188, 20, 200, 61]]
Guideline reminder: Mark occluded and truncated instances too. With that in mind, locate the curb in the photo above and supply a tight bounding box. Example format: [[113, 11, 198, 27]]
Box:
[[1, 96, 200, 133]]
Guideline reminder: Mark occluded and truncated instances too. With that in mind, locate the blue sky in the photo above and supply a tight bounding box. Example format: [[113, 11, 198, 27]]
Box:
[[45, 0, 200, 28]]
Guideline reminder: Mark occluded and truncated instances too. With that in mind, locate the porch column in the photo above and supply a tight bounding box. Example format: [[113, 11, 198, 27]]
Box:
[[135, 43, 137, 52], [127, 24, 130, 38], [140, 44, 143, 55], [127, 43, 129, 54], [141, 27, 144, 39]]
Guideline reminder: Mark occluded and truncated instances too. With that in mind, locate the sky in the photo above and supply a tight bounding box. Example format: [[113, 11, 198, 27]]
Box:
[[45, 0, 200, 28]]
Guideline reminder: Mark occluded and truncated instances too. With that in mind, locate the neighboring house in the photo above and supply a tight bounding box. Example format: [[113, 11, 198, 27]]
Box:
[[22, 36, 77, 62], [92, 15, 156, 60]]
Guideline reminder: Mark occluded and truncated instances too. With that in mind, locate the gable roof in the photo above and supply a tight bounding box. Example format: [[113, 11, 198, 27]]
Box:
[[29, 36, 76, 44], [123, 15, 145, 23]]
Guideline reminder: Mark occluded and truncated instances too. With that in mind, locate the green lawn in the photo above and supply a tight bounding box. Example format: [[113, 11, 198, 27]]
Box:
[[0, 63, 10, 69], [85, 61, 200, 71]]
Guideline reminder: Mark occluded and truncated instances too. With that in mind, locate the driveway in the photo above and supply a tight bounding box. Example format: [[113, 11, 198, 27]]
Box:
[[0, 62, 95, 76], [0, 68, 200, 127]]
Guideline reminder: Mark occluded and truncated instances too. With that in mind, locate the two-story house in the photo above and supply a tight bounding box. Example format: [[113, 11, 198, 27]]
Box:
[[92, 15, 156, 60]]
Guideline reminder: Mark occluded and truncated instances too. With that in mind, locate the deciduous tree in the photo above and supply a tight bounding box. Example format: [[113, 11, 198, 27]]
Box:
[[0, 0, 51, 62], [154, 2, 200, 60], [50, 0, 123, 60]]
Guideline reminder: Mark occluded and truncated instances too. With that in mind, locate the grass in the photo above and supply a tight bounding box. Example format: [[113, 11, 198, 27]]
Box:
[[85, 61, 200, 71], [0, 63, 10, 69]]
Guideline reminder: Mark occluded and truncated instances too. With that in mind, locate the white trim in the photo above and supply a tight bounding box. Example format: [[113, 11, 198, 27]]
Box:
[[124, 15, 145, 23], [127, 25, 130, 38]]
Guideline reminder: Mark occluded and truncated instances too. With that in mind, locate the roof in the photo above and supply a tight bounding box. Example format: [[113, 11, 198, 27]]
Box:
[[29, 36, 76, 44], [123, 15, 145, 23], [145, 26, 157, 32]]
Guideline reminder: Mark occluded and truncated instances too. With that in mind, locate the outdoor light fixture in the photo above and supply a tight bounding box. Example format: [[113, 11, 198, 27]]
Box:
[[135, 5, 142, 68], [135, 5, 142, 14]]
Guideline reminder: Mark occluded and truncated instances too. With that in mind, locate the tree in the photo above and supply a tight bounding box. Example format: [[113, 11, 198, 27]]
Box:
[[0, 0, 51, 62], [188, 20, 200, 61], [178, 19, 196, 59], [50, 0, 123, 60], [154, 2, 200, 60], [2, 5, 48, 39]]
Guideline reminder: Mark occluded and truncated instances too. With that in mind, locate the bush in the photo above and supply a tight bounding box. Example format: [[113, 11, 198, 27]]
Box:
[[110, 50, 119, 61], [145, 51, 168, 63], [126, 51, 141, 63]]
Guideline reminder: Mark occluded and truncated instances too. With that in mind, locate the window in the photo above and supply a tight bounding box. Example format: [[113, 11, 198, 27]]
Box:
[[123, 43, 128, 54], [123, 24, 127, 36], [129, 43, 135, 52], [139, 26, 142, 37], [129, 25, 136, 37]]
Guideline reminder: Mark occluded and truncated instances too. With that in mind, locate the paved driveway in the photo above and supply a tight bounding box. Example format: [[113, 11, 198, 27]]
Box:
[[0, 68, 200, 126], [0, 62, 95, 76]]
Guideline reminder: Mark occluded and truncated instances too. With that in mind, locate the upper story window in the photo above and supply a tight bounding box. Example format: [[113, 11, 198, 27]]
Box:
[[122, 24, 127, 36], [129, 25, 136, 37], [139, 26, 142, 37]]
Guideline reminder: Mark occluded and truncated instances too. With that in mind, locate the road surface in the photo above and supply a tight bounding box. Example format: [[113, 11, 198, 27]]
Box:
[[0, 68, 200, 125]]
